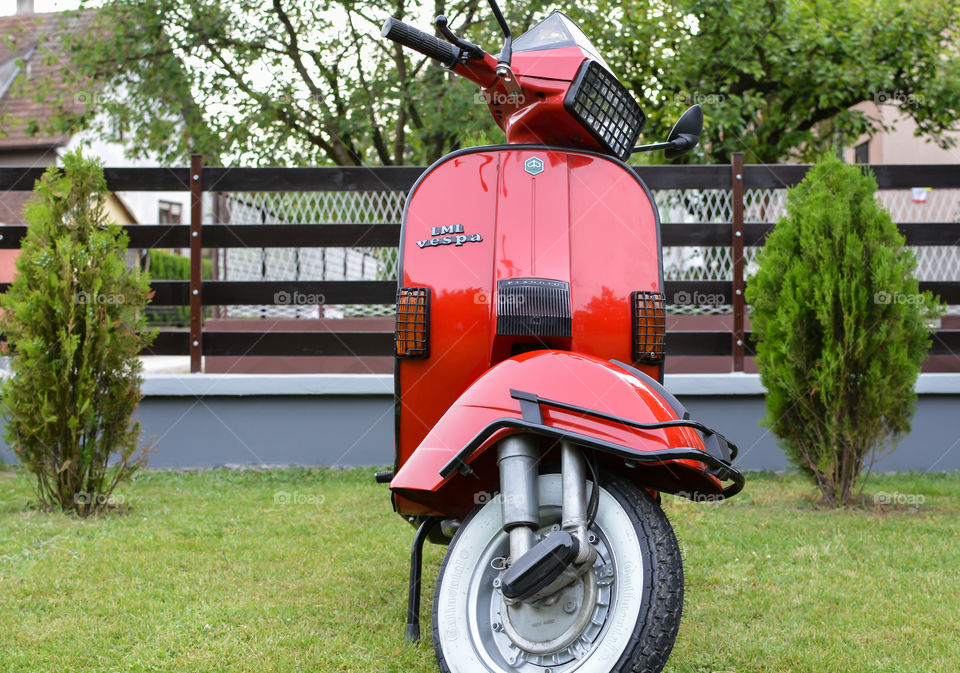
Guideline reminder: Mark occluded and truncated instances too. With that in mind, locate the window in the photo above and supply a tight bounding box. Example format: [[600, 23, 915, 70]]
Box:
[[854, 140, 869, 165], [158, 201, 183, 225]]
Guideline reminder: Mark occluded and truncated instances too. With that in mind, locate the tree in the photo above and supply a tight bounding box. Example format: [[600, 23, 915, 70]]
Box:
[[4, 0, 958, 166], [745, 155, 941, 506], [0, 151, 154, 515], [3, 0, 525, 166], [579, 0, 960, 163]]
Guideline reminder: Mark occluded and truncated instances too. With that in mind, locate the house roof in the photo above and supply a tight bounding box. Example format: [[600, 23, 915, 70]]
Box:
[[0, 11, 94, 151]]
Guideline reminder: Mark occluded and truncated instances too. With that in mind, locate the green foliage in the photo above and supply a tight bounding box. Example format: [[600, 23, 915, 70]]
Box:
[[1, 0, 950, 166], [11, 0, 517, 166], [746, 155, 942, 506], [5, 0, 958, 166], [144, 249, 212, 326], [147, 248, 192, 281], [580, 0, 960, 163], [0, 151, 155, 516]]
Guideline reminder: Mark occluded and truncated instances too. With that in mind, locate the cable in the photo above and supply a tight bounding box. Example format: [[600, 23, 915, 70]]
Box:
[[585, 449, 600, 530]]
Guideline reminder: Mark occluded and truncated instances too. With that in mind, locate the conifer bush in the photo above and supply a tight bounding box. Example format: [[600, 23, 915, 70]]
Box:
[[0, 151, 154, 515], [746, 155, 941, 506]]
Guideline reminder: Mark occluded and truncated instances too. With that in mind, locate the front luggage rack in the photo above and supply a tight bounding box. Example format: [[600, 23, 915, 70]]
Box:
[[439, 388, 744, 500]]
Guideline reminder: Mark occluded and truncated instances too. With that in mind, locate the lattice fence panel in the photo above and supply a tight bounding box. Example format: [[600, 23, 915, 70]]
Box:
[[220, 191, 404, 318], [218, 186, 960, 318]]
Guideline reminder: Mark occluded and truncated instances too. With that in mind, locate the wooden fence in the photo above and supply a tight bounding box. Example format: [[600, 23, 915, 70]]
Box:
[[1, 153, 958, 373]]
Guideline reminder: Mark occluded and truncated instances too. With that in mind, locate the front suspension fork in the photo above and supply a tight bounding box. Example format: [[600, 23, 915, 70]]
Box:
[[498, 436, 595, 564], [560, 440, 595, 565], [497, 435, 540, 560]]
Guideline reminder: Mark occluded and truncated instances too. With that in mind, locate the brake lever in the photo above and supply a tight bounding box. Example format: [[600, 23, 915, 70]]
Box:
[[435, 15, 485, 61]]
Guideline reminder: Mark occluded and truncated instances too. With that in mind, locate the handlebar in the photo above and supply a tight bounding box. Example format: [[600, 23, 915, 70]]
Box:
[[381, 17, 460, 68]]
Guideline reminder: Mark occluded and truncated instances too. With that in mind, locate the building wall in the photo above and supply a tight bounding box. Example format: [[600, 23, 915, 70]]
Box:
[[0, 148, 58, 166], [0, 145, 138, 283], [69, 134, 193, 228], [845, 102, 960, 165]]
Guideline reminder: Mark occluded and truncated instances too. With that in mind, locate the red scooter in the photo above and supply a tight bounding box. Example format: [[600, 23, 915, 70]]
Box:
[[378, 5, 744, 672]]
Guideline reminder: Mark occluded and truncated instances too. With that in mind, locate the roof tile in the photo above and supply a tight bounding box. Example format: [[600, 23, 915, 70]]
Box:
[[0, 11, 95, 150]]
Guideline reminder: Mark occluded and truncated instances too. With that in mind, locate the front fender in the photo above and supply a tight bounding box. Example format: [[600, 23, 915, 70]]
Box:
[[391, 350, 741, 518]]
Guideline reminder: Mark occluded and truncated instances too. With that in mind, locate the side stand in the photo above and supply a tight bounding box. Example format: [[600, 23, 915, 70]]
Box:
[[405, 518, 434, 643]]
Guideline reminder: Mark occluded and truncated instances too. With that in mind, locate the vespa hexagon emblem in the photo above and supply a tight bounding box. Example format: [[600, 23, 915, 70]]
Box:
[[524, 156, 545, 176]]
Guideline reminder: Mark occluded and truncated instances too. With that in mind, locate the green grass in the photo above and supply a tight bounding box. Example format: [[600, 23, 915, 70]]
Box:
[[0, 467, 958, 673]]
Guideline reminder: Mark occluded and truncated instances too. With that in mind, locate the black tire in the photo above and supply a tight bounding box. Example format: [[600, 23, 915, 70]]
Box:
[[432, 472, 684, 673]]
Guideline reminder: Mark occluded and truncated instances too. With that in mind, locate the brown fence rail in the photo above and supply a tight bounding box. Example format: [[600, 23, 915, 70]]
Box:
[[2, 155, 958, 372]]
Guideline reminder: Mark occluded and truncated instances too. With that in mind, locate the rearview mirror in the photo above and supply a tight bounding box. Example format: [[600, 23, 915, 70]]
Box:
[[664, 105, 703, 160]]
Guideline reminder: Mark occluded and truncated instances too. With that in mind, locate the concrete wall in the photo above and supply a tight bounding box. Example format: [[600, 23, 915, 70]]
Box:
[[1, 374, 958, 472], [668, 374, 960, 473]]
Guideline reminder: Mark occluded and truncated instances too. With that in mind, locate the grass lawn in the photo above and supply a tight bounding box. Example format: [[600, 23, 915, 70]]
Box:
[[0, 467, 957, 673]]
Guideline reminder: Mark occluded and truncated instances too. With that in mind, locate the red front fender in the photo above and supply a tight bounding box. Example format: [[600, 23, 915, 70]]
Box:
[[391, 351, 736, 519]]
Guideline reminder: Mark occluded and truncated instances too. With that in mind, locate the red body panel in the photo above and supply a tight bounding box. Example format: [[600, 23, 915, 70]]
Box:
[[393, 351, 719, 519], [451, 47, 609, 150], [390, 38, 728, 518], [394, 147, 666, 516]]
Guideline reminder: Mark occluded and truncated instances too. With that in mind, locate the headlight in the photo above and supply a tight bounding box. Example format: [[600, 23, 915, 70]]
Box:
[[564, 59, 645, 161]]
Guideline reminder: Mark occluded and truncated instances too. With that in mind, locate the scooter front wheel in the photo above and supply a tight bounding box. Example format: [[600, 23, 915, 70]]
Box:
[[432, 472, 683, 673]]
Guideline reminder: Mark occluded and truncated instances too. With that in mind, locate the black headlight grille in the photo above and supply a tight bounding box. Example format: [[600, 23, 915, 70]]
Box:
[[564, 60, 645, 161]]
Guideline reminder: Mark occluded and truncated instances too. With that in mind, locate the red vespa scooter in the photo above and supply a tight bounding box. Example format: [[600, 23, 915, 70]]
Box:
[[377, 5, 744, 673]]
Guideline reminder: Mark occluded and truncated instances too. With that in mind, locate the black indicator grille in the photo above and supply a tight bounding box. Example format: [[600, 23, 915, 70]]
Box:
[[631, 290, 665, 363], [496, 278, 572, 338], [564, 60, 645, 161], [395, 286, 429, 358]]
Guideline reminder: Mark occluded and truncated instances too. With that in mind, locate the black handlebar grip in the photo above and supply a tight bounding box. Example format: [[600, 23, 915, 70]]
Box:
[[381, 17, 459, 68]]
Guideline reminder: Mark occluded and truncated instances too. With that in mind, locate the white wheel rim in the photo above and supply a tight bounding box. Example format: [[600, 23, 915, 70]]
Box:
[[435, 474, 646, 673]]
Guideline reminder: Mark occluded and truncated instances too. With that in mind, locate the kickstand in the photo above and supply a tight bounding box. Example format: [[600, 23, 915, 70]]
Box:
[[405, 518, 434, 643]]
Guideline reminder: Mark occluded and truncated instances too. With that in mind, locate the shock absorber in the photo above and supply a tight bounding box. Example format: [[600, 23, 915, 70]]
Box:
[[497, 435, 540, 561], [561, 440, 596, 566], [499, 440, 596, 603]]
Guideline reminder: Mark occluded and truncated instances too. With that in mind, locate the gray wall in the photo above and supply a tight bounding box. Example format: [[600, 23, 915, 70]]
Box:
[[133, 395, 395, 468], [1, 374, 957, 472], [679, 394, 960, 472]]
